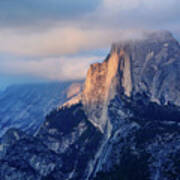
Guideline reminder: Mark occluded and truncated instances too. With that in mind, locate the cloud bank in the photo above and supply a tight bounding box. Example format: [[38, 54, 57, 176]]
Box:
[[0, 0, 179, 56], [0, 0, 180, 85]]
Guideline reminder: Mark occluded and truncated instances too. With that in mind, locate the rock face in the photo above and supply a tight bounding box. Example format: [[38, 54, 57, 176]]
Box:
[[66, 83, 83, 99], [0, 128, 63, 180], [0, 31, 180, 180], [94, 95, 180, 180], [112, 31, 180, 104], [0, 81, 82, 137], [82, 46, 133, 133], [82, 31, 180, 132]]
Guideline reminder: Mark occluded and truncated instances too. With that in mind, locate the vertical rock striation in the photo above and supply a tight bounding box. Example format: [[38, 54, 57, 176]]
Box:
[[82, 48, 133, 133]]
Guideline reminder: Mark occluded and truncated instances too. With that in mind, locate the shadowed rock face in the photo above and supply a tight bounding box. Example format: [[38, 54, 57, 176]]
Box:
[[111, 31, 180, 104], [0, 104, 103, 180], [1, 31, 180, 180]]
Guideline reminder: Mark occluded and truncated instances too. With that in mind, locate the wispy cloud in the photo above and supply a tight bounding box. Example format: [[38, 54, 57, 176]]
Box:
[[0, 27, 145, 56], [0, 55, 104, 81]]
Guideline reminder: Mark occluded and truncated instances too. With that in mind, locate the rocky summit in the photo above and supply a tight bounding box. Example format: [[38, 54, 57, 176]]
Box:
[[0, 31, 180, 180]]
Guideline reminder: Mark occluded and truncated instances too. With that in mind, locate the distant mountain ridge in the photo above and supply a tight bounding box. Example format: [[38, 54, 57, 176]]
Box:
[[0, 31, 180, 180], [0, 81, 82, 137]]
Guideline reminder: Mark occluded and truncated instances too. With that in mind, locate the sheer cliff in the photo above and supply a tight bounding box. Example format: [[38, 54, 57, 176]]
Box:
[[82, 31, 180, 133]]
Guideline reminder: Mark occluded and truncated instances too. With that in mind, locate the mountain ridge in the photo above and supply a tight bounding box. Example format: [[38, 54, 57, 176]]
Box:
[[0, 31, 180, 180], [0, 81, 83, 137]]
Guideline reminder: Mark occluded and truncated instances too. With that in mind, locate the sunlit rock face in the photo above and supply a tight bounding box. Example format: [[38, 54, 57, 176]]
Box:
[[82, 31, 180, 132], [66, 83, 83, 99], [82, 49, 132, 132]]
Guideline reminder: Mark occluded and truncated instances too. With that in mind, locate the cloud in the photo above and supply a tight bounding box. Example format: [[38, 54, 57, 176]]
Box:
[[102, 0, 141, 11], [0, 27, 145, 56], [95, 0, 180, 28], [0, 0, 179, 57], [0, 55, 104, 81], [102, 0, 176, 11], [0, 0, 100, 27]]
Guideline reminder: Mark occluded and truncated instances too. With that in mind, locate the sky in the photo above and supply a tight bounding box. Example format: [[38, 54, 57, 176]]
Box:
[[0, 0, 180, 90]]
